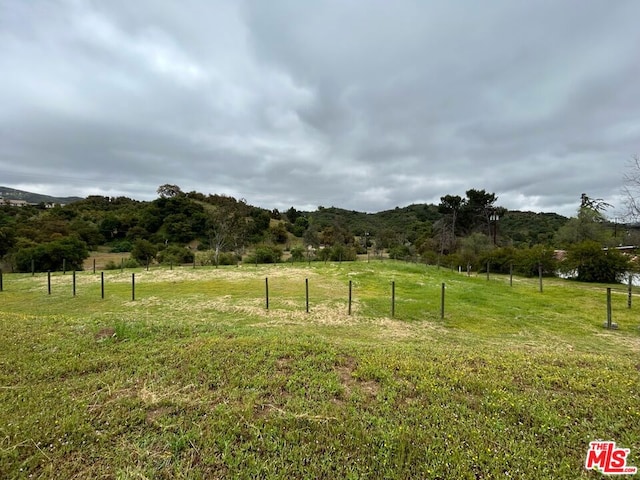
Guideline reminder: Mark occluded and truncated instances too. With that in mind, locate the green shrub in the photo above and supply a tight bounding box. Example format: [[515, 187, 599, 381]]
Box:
[[105, 258, 140, 270], [389, 244, 412, 260], [481, 246, 518, 274], [330, 245, 357, 261], [109, 240, 133, 253], [513, 245, 558, 277], [196, 250, 239, 266], [14, 237, 89, 272], [131, 239, 158, 264], [559, 241, 629, 283], [290, 246, 306, 262], [246, 245, 282, 264], [157, 245, 195, 265]]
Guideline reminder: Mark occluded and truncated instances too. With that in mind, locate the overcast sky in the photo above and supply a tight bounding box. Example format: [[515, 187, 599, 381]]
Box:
[[1, 1, 639, 217]]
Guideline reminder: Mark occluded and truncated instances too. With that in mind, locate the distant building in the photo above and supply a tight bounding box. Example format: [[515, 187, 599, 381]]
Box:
[[0, 197, 29, 207]]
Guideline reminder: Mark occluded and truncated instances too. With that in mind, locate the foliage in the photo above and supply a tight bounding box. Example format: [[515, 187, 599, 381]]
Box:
[[554, 206, 608, 246], [388, 244, 412, 260], [157, 184, 184, 198], [499, 211, 568, 247], [246, 244, 283, 264], [289, 246, 306, 262], [513, 244, 558, 277], [269, 222, 289, 244], [328, 244, 357, 262], [288, 216, 309, 237], [482, 246, 519, 274], [130, 239, 159, 264], [197, 250, 239, 266], [14, 237, 89, 272], [157, 245, 195, 265], [459, 233, 493, 270], [104, 258, 140, 270], [109, 240, 133, 253], [559, 241, 630, 283]]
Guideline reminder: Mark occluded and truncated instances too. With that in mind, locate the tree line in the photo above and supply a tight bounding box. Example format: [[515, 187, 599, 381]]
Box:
[[0, 184, 634, 283]]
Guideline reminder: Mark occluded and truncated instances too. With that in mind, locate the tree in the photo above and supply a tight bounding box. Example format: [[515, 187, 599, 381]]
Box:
[[286, 206, 301, 223], [623, 155, 640, 220], [459, 233, 492, 270], [269, 222, 288, 244], [14, 237, 89, 272], [157, 245, 194, 265], [559, 240, 629, 283], [554, 194, 609, 247], [438, 194, 463, 243], [205, 206, 246, 266], [461, 189, 498, 235], [131, 239, 158, 264], [157, 184, 183, 198], [514, 244, 558, 277]]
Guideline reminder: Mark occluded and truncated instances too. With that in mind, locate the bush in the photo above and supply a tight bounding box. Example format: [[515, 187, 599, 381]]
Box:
[[110, 240, 133, 253], [197, 250, 239, 266], [104, 258, 140, 270], [420, 251, 439, 265], [513, 245, 558, 277], [14, 237, 89, 272], [559, 241, 629, 283], [481, 246, 518, 274], [330, 245, 357, 262], [157, 245, 194, 265], [246, 245, 282, 264], [290, 246, 306, 262], [131, 239, 158, 264], [389, 244, 412, 260]]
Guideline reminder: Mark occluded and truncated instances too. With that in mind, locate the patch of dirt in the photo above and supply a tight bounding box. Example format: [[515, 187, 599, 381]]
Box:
[[275, 356, 294, 374], [335, 357, 380, 398], [145, 406, 174, 425], [94, 327, 116, 341]]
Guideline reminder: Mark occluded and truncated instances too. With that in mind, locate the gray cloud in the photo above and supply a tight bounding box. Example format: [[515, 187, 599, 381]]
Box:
[[1, 0, 639, 217]]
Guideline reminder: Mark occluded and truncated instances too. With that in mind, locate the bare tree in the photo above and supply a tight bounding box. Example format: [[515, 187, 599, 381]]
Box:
[[623, 155, 640, 220], [206, 208, 244, 266]]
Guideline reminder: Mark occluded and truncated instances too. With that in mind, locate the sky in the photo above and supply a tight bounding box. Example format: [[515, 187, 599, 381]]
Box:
[[1, 0, 639, 218]]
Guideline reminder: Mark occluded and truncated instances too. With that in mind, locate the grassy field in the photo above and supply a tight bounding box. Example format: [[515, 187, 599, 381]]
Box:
[[1, 261, 639, 479]]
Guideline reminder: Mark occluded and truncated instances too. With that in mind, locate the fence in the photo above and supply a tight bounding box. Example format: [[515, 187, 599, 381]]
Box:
[[0, 264, 634, 329]]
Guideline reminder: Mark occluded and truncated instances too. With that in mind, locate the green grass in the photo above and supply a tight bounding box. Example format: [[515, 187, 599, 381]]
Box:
[[1, 261, 639, 478]]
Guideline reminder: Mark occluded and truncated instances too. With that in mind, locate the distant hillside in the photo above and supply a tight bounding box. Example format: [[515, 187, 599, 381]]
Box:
[[0, 186, 83, 205], [305, 204, 568, 247]]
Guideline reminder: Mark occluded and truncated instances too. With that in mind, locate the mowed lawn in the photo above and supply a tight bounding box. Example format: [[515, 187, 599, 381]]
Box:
[[1, 261, 639, 479]]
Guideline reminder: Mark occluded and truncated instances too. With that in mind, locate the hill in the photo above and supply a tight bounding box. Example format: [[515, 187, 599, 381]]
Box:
[[0, 186, 83, 205]]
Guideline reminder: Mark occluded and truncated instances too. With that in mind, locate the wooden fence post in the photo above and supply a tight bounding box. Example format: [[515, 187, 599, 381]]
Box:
[[606, 287, 612, 329], [391, 281, 395, 318], [305, 278, 309, 313], [538, 264, 543, 293]]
